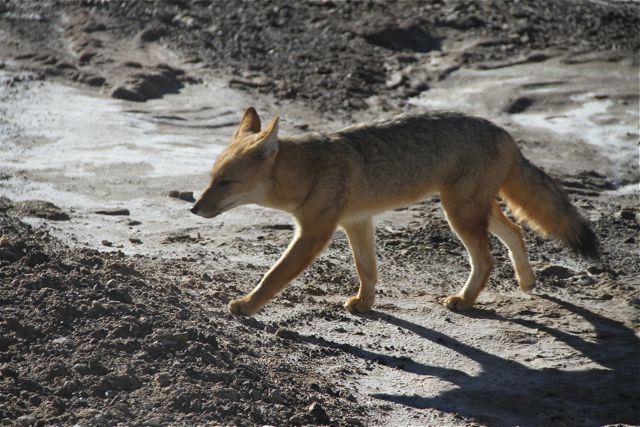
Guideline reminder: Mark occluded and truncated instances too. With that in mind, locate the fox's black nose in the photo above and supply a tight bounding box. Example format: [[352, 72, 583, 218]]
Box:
[[190, 206, 198, 214]]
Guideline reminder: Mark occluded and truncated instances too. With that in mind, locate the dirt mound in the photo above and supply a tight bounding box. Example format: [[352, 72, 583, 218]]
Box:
[[0, 212, 366, 425]]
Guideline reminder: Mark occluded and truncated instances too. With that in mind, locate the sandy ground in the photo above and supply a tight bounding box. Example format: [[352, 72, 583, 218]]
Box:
[[0, 1, 639, 426]]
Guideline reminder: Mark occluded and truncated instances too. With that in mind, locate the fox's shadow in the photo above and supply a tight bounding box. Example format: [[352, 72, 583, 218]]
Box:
[[299, 294, 639, 427]]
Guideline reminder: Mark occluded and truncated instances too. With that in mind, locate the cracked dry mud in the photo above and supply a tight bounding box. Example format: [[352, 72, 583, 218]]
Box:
[[1, 1, 639, 426]]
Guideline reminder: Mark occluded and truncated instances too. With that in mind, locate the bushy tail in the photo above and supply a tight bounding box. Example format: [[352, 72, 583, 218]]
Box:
[[500, 153, 600, 260]]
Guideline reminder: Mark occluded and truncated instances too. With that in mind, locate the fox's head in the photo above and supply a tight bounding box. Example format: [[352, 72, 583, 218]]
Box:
[[190, 107, 279, 218]]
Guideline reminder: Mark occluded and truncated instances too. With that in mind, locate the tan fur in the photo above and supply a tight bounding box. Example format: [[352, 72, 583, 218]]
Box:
[[191, 108, 599, 315]]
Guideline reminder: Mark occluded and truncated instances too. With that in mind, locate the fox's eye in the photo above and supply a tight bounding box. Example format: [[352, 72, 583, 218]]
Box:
[[218, 179, 232, 187]]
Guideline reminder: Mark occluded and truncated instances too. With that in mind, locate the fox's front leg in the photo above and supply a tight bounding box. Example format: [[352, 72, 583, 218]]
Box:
[[342, 217, 378, 313], [229, 227, 335, 316]]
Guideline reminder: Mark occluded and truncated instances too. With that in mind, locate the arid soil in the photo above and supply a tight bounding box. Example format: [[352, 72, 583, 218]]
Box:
[[1, 1, 639, 426]]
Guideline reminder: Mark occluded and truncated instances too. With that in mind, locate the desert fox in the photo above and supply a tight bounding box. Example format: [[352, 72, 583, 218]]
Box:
[[191, 107, 599, 315]]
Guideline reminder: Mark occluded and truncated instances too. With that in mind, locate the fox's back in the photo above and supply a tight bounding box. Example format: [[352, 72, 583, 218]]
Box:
[[330, 111, 518, 213]]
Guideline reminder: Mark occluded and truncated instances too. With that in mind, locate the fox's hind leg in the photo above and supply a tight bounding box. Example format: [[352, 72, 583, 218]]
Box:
[[440, 193, 494, 311], [341, 217, 378, 313], [488, 201, 535, 292]]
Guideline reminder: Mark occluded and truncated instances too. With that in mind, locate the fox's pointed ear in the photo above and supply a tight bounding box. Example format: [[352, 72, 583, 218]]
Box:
[[234, 107, 261, 137], [254, 116, 279, 160]]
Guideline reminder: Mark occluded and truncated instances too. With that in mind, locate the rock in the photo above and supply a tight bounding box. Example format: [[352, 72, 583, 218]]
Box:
[[385, 71, 404, 89], [229, 76, 273, 88], [101, 240, 113, 247], [619, 208, 636, 221], [0, 364, 18, 378], [155, 372, 171, 387], [81, 74, 106, 87], [16, 415, 36, 426], [12, 200, 69, 221], [308, 402, 330, 424], [504, 96, 535, 114], [107, 288, 132, 304], [129, 237, 143, 244], [141, 417, 163, 427], [24, 250, 49, 266], [0, 196, 12, 211], [152, 331, 188, 348], [538, 265, 575, 279], [111, 66, 185, 102], [266, 388, 285, 404], [95, 208, 130, 216], [275, 328, 299, 340], [168, 190, 196, 202], [136, 24, 168, 43], [354, 24, 440, 53], [0, 247, 19, 262], [4, 316, 22, 330]]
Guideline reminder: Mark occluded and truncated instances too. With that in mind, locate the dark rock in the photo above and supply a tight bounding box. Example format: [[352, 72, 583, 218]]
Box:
[[168, 191, 195, 202], [111, 66, 185, 102], [619, 208, 636, 221], [0, 247, 19, 262], [539, 265, 575, 279], [12, 200, 70, 221], [504, 96, 535, 114], [107, 288, 132, 304], [308, 402, 330, 424], [0, 364, 18, 378], [24, 250, 49, 266], [355, 24, 441, 53], [275, 328, 299, 340], [155, 372, 171, 387], [95, 208, 130, 216], [0, 196, 12, 211], [137, 24, 168, 42]]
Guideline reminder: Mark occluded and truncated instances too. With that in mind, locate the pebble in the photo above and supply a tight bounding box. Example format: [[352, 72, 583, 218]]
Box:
[[308, 402, 330, 423], [0, 247, 18, 262], [275, 328, 299, 340], [16, 415, 36, 426], [538, 265, 575, 279], [141, 417, 163, 427], [266, 388, 285, 404], [619, 208, 636, 221], [95, 208, 130, 216], [155, 372, 171, 387]]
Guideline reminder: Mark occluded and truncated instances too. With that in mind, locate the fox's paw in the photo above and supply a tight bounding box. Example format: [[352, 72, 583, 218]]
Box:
[[344, 296, 374, 313], [518, 268, 536, 292], [444, 295, 474, 311], [228, 297, 258, 316]]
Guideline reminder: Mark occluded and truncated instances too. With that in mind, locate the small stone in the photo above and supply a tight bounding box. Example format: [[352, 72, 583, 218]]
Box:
[[0, 364, 18, 378], [141, 417, 163, 427], [101, 240, 113, 247], [16, 415, 36, 426], [267, 388, 285, 404], [0, 247, 18, 262], [275, 328, 299, 340], [129, 237, 143, 244], [385, 71, 404, 89], [586, 265, 608, 275], [155, 372, 171, 387], [308, 402, 330, 424], [538, 265, 575, 279], [95, 208, 130, 216], [619, 208, 636, 221], [168, 191, 195, 202]]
